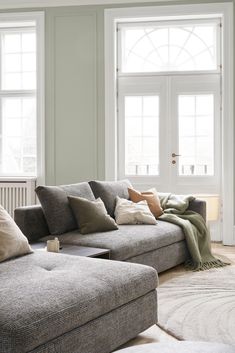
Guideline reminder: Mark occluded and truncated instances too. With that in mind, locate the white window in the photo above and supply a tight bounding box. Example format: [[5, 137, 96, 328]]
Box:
[[120, 20, 219, 73], [178, 94, 214, 176], [117, 19, 221, 186], [105, 2, 234, 246], [124, 95, 159, 176], [0, 13, 44, 179]]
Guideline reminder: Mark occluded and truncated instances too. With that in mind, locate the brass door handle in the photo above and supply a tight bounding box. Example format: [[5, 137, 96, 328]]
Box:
[[172, 153, 181, 158]]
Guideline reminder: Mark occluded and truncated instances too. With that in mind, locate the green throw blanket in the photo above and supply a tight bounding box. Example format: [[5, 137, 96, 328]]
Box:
[[158, 193, 229, 271]]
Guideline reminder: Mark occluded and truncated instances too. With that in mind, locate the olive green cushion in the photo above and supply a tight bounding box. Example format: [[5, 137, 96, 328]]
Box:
[[68, 196, 118, 235]]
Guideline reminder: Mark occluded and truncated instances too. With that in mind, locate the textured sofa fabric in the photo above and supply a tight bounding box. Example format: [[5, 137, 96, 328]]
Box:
[[14, 205, 49, 242], [41, 221, 184, 261], [89, 179, 132, 217], [0, 252, 158, 353], [14, 180, 206, 273], [31, 291, 157, 353], [115, 342, 235, 353], [14, 198, 206, 244], [188, 199, 207, 221], [127, 240, 189, 272], [35, 182, 95, 235]]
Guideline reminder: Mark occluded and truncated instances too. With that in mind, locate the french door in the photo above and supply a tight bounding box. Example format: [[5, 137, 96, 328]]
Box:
[[116, 17, 223, 241], [118, 74, 221, 195]]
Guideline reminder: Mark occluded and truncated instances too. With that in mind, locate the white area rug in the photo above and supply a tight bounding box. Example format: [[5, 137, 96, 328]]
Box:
[[158, 265, 235, 345]]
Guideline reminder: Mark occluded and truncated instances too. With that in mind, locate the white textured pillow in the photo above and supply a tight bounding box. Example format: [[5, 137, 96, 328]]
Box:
[[114, 197, 157, 225], [0, 206, 32, 263]]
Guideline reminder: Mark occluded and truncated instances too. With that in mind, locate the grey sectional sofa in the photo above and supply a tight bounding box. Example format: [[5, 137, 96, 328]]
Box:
[[14, 180, 206, 273], [0, 251, 158, 353], [6, 179, 205, 353]]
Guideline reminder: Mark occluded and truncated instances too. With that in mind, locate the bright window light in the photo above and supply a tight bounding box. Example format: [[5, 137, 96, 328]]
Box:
[[0, 21, 38, 176], [125, 95, 159, 176], [120, 21, 219, 73], [178, 94, 214, 176]]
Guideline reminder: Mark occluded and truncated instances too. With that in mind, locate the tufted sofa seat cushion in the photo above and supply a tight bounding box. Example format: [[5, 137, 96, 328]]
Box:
[[41, 221, 184, 261], [0, 251, 157, 353], [0, 252, 157, 353]]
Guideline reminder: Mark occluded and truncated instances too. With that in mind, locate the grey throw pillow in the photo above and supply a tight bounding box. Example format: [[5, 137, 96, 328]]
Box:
[[0, 206, 32, 262], [35, 182, 95, 235], [68, 196, 118, 234], [89, 179, 132, 217]]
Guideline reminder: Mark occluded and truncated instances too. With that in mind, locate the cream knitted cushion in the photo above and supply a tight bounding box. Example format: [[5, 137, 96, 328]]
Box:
[[114, 197, 157, 225], [0, 205, 32, 262]]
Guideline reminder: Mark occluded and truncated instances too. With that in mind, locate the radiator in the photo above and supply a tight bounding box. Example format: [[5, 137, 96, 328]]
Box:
[[0, 178, 36, 217]]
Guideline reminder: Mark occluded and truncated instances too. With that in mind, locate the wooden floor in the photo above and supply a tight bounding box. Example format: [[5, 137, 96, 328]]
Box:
[[121, 243, 235, 349]]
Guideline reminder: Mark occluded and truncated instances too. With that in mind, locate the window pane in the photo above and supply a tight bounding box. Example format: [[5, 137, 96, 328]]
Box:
[[22, 53, 36, 71], [4, 54, 21, 72], [125, 117, 142, 136], [178, 94, 214, 176], [124, 95, 159, 176], [22, 33, 36, 52], [2, 31, 36, 90], [3, 33, 21, 53], [125, 96, 142, 116], [120, 22, 218, 73], [22, 72, 36, 89], [3, 73, 21, 90], [23, 157, 36, 173], [1, 97, 37, 175]]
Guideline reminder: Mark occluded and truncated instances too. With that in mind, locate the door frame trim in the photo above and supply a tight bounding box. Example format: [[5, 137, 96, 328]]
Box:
[[104, 2, 234, 245]]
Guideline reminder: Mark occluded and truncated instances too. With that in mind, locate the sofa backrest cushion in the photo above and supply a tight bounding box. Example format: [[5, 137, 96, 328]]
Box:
[[89, 179, 132, 217], [35, 182, 95, 235], [14, 205, 50, 242]]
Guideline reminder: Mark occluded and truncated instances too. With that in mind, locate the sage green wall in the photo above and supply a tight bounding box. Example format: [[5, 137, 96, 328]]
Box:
[[45, 6, 104, 185], [40, 0, 232, 184]]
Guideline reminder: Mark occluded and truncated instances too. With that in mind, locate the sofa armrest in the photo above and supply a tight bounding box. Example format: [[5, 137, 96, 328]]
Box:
[[187, 199, 207, 221], [14, 205, 50, 243]]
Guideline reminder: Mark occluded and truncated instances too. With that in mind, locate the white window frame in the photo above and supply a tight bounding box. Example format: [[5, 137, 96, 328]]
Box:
[[0, 12, 45, 184], [117, 18, 221, 76], [170, 74, 221, 188], [104, 2, 234, 245], [118, 75, 166, 185], [118, 75, 220, 191]]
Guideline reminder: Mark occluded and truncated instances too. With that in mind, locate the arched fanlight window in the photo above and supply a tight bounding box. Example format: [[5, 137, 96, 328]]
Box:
[[119, 20, 219, 73]]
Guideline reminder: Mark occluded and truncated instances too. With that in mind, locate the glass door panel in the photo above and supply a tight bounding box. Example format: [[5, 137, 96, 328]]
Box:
[[178, 94, 214, 176], [170, 75, 220, 191], [118, 75, 220, 193], [124, 95, 159, 176]]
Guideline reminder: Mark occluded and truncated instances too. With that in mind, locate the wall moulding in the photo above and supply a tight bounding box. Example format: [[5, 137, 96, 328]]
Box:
[[0, 0, 178, 10]]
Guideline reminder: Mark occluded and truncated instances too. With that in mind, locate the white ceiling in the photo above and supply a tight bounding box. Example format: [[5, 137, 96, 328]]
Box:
[[0, 0, 174, 10]]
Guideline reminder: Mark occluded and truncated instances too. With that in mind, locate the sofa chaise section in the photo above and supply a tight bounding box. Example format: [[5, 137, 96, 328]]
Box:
[[0, 252, 158, 353]]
